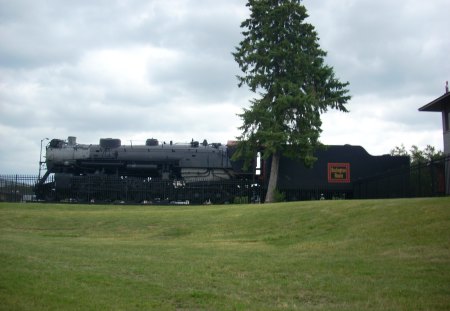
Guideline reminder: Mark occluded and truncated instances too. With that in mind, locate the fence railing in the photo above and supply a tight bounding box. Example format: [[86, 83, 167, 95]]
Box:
[[0, 175, 39, 202], [353, 155, 449, 199], [0, 156, 448, 203], [0, 174, 262, 204]]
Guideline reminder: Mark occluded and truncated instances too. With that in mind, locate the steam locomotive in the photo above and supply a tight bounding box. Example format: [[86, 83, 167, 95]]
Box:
[[35, 136, 410, 203], [35, 136, 254, 203]]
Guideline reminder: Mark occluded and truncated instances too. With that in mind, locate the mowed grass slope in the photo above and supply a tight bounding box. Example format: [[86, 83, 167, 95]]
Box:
[[0, 198, 449, 310]]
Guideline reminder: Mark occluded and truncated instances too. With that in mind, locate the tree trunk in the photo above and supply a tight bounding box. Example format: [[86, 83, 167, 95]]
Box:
[[265, 152, 280, 203]]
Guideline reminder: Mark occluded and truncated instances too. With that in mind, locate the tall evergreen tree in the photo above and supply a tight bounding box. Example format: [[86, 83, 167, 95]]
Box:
[[233, 0, 351, 203]]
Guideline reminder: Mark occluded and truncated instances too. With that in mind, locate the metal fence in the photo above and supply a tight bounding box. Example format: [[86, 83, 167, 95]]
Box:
[[0, 174, 262, 204], [0, 175, 39, 202], [48, 176, 262, 205], [0, 156, 448, 203], [353, 155, 449, 199]]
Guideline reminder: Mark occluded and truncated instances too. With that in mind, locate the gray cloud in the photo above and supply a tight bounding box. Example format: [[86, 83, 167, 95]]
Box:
[[0, 0, 448, 173], [304, 0, 449, 97]]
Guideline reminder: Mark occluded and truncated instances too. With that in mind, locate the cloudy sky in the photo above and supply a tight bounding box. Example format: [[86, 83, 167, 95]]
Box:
[[1, 0, 448, 174]]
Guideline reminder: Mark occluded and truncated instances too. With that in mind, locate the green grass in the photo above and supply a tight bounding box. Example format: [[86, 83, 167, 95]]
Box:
[[0, 198, 449, 310]]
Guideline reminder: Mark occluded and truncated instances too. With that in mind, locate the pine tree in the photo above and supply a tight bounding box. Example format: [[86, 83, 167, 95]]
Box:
[[233, 0, 351, 203]]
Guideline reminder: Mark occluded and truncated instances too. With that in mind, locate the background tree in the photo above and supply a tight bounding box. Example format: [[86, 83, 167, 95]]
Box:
[[390, 144, 444, 165], [232, 0, 350, 203]]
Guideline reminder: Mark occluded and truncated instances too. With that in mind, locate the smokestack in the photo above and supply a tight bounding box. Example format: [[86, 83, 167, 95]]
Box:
[[446, 81, 449, 94]]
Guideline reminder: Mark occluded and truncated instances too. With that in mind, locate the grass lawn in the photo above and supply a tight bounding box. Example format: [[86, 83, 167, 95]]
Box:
[[0, 197, 449, 310]]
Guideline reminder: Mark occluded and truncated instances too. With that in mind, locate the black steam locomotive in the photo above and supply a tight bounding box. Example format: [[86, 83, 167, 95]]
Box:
[[35, 136, 254, 203], [35, 136, 409, 203]]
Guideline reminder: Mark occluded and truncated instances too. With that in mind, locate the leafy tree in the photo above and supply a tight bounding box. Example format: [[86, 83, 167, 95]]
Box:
[[390, 144, 443, 165], [232, 0, 350, 202], [389, 144, 408, 157], [422, 145, 444, 162]]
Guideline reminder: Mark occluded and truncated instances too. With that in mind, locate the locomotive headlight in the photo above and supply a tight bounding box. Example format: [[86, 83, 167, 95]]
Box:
[[64, 161, 70, 166]]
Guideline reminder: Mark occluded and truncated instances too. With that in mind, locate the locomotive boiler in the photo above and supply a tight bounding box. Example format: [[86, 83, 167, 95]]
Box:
[[44, 136, 235, 181]]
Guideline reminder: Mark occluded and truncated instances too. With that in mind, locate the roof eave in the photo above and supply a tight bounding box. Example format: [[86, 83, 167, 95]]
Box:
[[419, 92, 450, 112]]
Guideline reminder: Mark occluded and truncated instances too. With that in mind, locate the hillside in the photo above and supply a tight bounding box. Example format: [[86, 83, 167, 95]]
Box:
[[0, 198, 449, 310]]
